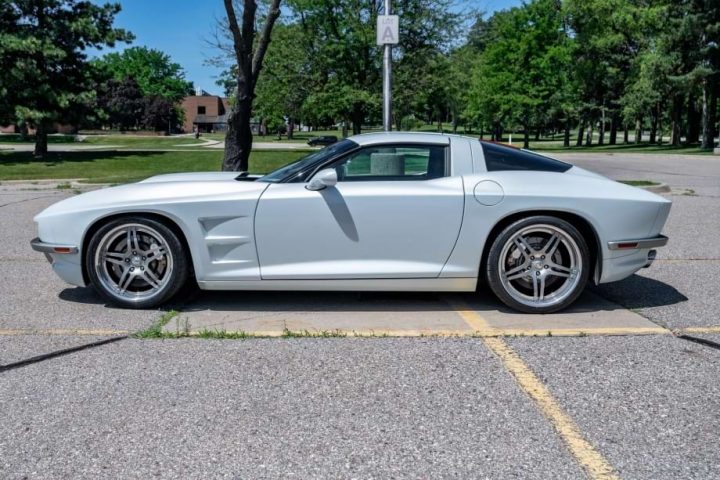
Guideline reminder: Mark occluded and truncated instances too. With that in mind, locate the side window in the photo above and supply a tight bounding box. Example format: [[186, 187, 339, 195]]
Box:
[[328, 144, 447, 181], [481, 141, 572, 173]]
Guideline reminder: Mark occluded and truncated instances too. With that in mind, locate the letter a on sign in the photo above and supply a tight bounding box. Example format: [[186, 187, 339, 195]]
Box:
[[377, 15, 399, 45]]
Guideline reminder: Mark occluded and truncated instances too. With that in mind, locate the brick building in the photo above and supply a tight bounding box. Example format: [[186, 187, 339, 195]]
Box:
[[180, 91, 230, 133], [180, 90, 262, 134]]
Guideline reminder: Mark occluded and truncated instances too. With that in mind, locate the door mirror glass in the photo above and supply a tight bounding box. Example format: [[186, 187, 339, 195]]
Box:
[[306, 168, 338, 191]]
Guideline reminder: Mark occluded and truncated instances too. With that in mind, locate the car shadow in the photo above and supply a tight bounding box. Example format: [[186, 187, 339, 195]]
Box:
[[58, 273, 686, 314], [590, 274, 688, 310]]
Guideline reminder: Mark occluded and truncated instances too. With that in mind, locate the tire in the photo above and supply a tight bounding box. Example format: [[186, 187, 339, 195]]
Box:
[[485, 216, 590, 314], [85, 216, 190, 309]]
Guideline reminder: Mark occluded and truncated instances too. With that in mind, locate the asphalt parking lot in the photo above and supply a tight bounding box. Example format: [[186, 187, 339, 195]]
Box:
[[1, 152, 719, 479]]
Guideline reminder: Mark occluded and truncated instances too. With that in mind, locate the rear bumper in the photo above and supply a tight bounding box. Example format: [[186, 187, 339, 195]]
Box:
[[607, 235, 668, 251], [600, 235, 668, 284]]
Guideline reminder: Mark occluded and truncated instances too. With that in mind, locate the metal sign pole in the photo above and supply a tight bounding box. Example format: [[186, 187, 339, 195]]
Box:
[[383, 0, 392, 132]]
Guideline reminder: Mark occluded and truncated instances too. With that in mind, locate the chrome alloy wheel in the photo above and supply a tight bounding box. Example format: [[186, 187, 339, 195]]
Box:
[[93, 223, 174, 303], [498, 224, 583, 309]]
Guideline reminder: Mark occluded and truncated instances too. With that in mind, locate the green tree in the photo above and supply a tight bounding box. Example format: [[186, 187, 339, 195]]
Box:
[[220, 0, 282, 172], [95, 46, 194, 102], [0, 0, 132, 156], [98, 77, 144, 130], [287, 0, 462, 134], [253, 23, 310, 139], [466, 0, 573, 148]]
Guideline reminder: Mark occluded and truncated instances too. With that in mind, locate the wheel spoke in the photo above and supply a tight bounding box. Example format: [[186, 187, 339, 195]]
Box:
[[513, 235, 535, 255], [103, 253, 125, 266], [548, 262, 573, 278], [127, 228, 140, 252], [117, 268, 133, 294], [505, 263, 529, 281], [532, 274, 539, 301], [541, 233, 561, 256], [142, 268, 162, 289]]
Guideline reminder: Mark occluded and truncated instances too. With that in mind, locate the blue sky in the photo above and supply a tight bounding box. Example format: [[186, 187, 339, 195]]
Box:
[[92, 0, 522, 96]]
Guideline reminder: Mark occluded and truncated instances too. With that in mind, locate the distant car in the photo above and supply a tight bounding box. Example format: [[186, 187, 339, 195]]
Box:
[[307, 135, 338, 146], [31, 132, 670, 313]]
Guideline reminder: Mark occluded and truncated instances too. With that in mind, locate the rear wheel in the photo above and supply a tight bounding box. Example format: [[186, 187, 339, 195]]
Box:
[[85, 217, 189, 309], [485, 216, 589, 314]]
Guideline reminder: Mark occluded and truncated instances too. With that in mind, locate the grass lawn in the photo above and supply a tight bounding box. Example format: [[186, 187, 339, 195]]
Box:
[[81, 135, 210, 149], [530, 141, 713, 155], [0, 150, 307, 183], [618, 180, 661, 187]]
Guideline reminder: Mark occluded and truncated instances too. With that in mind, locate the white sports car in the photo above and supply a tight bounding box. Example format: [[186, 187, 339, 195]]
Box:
[[31, 132, 670, 313]]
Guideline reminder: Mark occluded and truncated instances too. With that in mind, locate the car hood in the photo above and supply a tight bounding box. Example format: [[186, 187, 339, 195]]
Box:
[[138, 172, 243, 183], [35, 173, 269, 220]]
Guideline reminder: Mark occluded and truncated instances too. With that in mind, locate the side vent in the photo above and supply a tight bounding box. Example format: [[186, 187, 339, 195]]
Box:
[[199, 216, 253, 264]]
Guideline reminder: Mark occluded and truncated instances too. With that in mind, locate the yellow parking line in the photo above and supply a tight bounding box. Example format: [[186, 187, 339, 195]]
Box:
[[0, 328, 129, 336], [451, 303, 619, 480], [677, 326, 720, 334]]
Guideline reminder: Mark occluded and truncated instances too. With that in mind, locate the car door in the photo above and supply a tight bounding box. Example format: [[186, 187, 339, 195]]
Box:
[[254, 143, 465, 279]]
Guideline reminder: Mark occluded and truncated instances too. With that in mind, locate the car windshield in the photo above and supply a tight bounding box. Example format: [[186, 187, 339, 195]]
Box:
[[258, 139, 358, 183]]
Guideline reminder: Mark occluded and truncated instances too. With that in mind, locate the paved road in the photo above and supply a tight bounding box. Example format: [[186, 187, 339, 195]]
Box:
[[1, 152, 719, 479]]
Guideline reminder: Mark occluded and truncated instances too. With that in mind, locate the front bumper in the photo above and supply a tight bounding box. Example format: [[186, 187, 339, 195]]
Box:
[[30, 237, 86, 287], [30, 237, 79, 255]]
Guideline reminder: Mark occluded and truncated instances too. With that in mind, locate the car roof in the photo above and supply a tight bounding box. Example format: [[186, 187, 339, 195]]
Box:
[[347, 131, 469, 146]]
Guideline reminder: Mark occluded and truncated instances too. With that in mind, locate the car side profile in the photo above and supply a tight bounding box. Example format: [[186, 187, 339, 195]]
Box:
[[31, 132, 670, 313]]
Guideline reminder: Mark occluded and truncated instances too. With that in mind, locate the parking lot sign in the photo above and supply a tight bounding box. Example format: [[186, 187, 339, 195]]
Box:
[[377, 15, 399, 45]]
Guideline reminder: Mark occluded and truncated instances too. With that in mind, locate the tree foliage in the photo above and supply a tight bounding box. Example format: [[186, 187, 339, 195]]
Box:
[[94, 46, 194, 102], [0, 0, 132, 156]]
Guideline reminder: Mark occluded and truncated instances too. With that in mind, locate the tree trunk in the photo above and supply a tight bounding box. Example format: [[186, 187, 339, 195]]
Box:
[[19, 122, 29, 141], [523, 124, 530, 149], [623, 124, 629, 144], [649, 112, 657, 144], [222, 90, 253, 172], [635, 118, 642, 144], [687, 92, 700, 144], [586, 121, 593, 146], [33, 121, 49, 158], [670, 95, 682, 146], [287, 118, 294, 140], [701, 77, 717, 149], [563, 120, 570, 147], [599, 107, 606, 145], [451, 109, 458, 134], [351, 105, 362, 135], [220, 0, 281, 172], [609, 113, 618, 145], [576, 120, 585, 147]]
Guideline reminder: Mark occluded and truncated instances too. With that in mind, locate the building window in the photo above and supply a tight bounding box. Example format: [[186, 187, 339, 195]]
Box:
[[197, 106, 206, 115]]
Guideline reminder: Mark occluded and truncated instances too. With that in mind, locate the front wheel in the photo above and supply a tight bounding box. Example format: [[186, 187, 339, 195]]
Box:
[[85, 217, 189, 309], [485, 216, 590, 314]]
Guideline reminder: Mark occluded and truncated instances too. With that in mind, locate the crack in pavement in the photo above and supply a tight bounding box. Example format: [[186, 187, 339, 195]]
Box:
[[0, 336, 128, 373], [0, 194, 61, 208]]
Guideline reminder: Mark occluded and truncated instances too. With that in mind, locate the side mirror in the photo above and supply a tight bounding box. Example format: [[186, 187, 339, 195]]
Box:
[[306, 168, 338, 191]]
